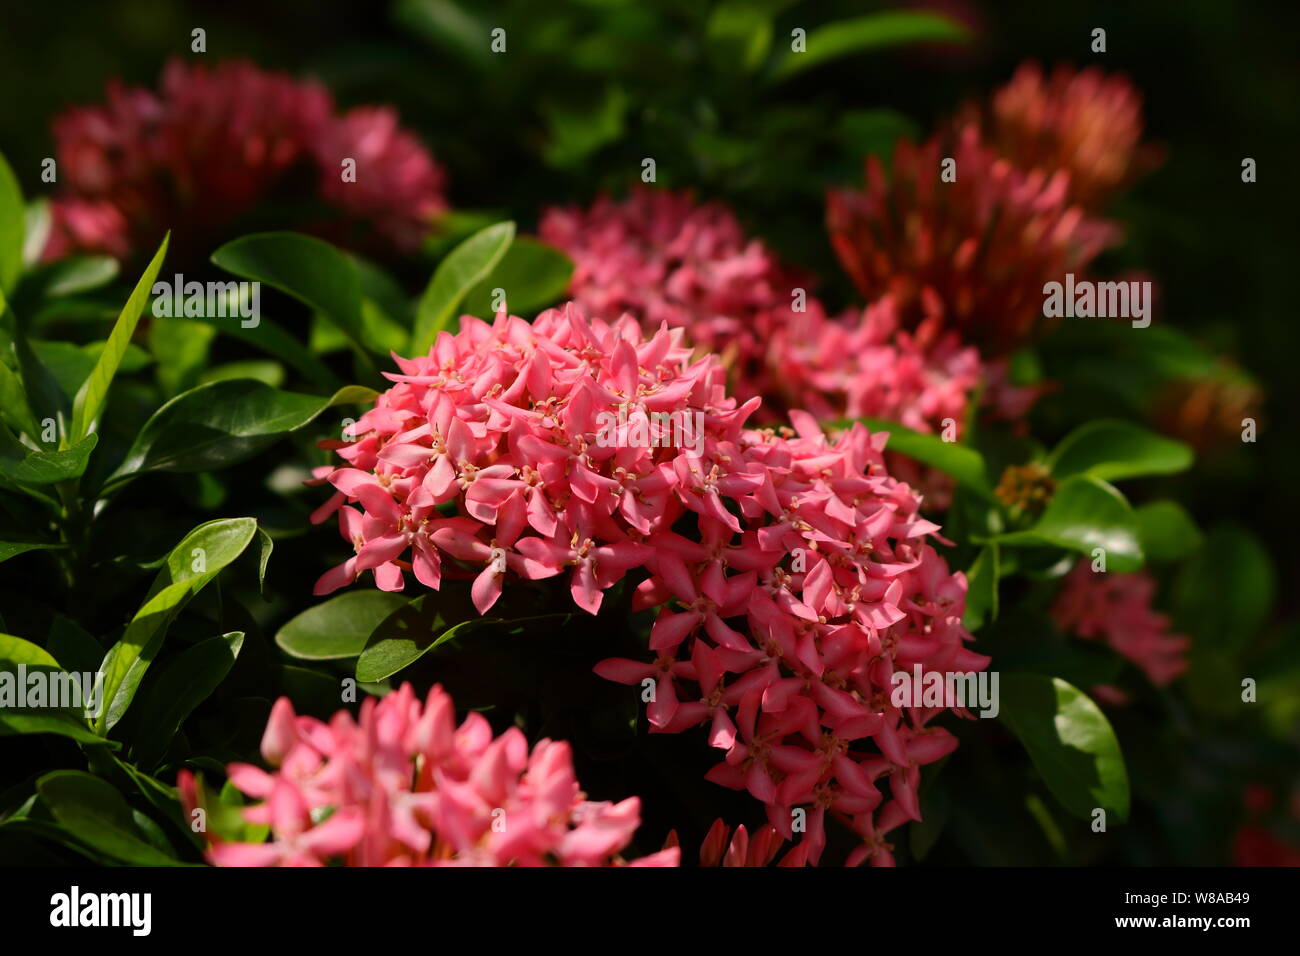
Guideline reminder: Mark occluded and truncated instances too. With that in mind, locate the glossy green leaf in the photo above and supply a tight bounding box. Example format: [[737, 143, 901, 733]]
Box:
[[211, 232, 376, 358], [1047, 419, 1193, 482], [997, 475, 1143, 572], [37, 771, 182, 865], [130, 631, 244, 771], [0, 634, 111, 745], [462, 237, 573, 318], [0, 152, 23, 294], [152, 312, 338, 389], [1135, 500, 1203, 563], [20, 255, 118, 300], [104, 381, 376, 490], [149, 317, 215, 396], [356, 591, 565, 683], [23, 198, 51, 268], [68, 233, 170, 444], [998, 674, 1129, 823], [0, 538, 65, 564], [0, 359, 39, 438], [769, 11, 967, 82], [277, 591, 410, 660], [412, 221, 515, 352], [0, 425, 97, 485], [95, 517, 258, 733]]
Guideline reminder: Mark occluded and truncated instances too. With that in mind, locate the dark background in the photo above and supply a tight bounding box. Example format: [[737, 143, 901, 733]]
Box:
[[0, 0, 1296, 865]]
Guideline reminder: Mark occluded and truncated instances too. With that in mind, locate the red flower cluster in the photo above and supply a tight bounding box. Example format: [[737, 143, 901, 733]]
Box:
[[44, 59, 446, 261], [827, 124, 1118, 354]]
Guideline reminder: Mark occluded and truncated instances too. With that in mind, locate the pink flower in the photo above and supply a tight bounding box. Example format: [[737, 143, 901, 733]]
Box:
[[183, 684, 676, 867], [314, 305, 984, 864], [312, 303, 753, 616], [542, 188, 987, 490], [44, 58, 445, 263], [540, 187, 803, 406], [313, 106, 448, 253], [596, 410, 986, 865], [1051, 561, 1190, 687]]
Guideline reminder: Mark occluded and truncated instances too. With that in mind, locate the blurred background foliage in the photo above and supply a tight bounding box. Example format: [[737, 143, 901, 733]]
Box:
[[1, 0, 1296, 864]]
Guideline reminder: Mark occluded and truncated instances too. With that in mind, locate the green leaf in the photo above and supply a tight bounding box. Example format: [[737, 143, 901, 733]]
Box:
[[23, 198, 51, 268], [707, 1, 774, 72], [998, 675, 1129, 823], [152, 312, 338, 389], [211, 232, 377, 358], [130, 631, 244, 771], [542, 87, 628, 168], [997, 475, 1144, 572], [0, 634, 112, 745], [0, 152, 23, 294], [412, 222, 515, 352], [198, 359, 285, 387], [95, 517, 258, 733], [68, 233, 170, 444], [462, 237, 573, 318], [394, 0, 493, 67], [37, 771, 183, 865], [828, 416, 994, 500], [1175, 523, 1274, 653], [104, 381, 376, 490], [1046, 419, 1193, 483], [769, 11, 967, 82], [276, 591, 410, 660], [20, 255, 118, 300], [356, 591, 565, 683], [0, 537, 65, 564], [0, 358, 40, 438], [1135, 500, 1203, 563], [149, 316, 216, 396], [962, 544, 999, 631], [46, 613, 103, 676], [0, 425, 97, 485], [255, 526, 274, 595]]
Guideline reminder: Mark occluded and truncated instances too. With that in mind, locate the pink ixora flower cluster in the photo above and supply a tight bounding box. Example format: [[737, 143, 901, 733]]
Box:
[[1051, 561, 1190, 688], [180, 684, 676, 867], [44, 58, 446, 262], [596, 410, 986, 866], [540, 186, 984, 434], [311, 303, 749, 614], [313, 305, 983, 864]]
